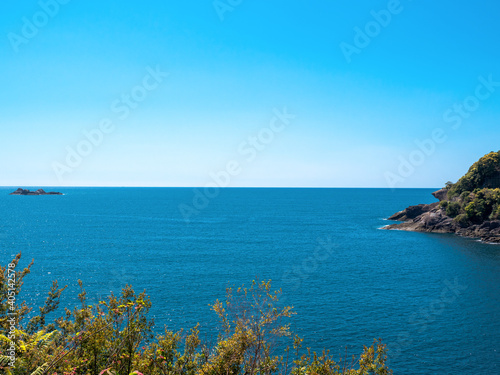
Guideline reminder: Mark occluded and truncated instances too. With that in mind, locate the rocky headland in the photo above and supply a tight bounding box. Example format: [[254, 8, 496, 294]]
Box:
[[10, 188, 63, 196], [384, 151, 500, 244]]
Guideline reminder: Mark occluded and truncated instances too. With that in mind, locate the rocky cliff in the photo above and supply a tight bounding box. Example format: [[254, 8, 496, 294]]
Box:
[[384, 151, 500, 244]]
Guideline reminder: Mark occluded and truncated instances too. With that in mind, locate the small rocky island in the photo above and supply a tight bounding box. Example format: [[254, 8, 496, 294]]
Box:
[[384, 151, 500, 243], [10, 188, 63, 196]]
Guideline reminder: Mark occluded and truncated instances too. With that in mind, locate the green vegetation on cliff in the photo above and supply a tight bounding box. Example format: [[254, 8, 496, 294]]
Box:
[[440, 151, 500, 225], [441, 188, 500, 224], [448, 151, 500, 197]]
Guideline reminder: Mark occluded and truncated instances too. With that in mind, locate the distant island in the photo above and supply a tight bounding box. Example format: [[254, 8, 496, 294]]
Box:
[[385, 151, 500, 244], [10, 188, 63, 196]]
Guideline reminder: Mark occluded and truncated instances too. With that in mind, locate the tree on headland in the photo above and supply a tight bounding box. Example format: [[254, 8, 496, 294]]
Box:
[[438, 151, 500, 225]]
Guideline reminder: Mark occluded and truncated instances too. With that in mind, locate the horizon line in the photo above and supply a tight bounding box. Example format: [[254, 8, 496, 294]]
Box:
[[0, 185, 441, 189]]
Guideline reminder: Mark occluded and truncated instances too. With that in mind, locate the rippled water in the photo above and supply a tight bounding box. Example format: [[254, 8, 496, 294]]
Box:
[[1, 187, 499, 374]]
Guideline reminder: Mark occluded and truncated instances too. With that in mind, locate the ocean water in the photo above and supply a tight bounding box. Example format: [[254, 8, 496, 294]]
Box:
[[1, 187, 499, 374]]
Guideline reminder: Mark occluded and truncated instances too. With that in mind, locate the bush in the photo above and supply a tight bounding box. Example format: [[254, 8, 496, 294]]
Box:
[[0, 254, 393, 375], [455, 188, 500, 223], [446, 202, 461, 217], [454, 214, 470, 227], [460, 191, 472, 203], [465, 202, 478, 221], [490, 204, 500, 221], [442, 186, 500, 224], [448, 151, 500, 197]]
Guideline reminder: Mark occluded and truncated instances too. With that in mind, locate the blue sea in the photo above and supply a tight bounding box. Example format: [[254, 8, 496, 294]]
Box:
[[1, 187, 499, 374]]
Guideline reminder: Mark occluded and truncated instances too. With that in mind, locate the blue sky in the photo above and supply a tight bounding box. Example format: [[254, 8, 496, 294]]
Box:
[[1, 0, 499, 187]]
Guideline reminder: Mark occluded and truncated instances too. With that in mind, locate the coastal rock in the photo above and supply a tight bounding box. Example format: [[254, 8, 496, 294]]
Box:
[[456, 221, 500, 241], [10, 188, 62, 195], [432, 188, 448, 201], [384, 151, 500, 243], [388, 202, 438, 221], [385, 203, 456, 234], [384, 188, 500, 243]]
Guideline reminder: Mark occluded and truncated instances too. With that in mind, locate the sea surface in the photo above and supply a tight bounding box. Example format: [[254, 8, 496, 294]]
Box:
[[1, 187, 499, 374]]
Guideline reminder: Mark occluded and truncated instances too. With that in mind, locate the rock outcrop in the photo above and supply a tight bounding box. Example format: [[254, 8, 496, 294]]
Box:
[[388, 202, 439, 221], [384, 188, 500, 243], [10, 188, 62, 195], [384, 151, 500, 244], [431, 188, 448, 202]]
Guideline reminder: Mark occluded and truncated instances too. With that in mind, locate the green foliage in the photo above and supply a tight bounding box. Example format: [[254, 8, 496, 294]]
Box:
[[440, 188, 500, 223], [0, 355, 11, 367], [1, 254, 393, 375], [26, 281, 67, 334], [453, 214, 470, 228], [461, 188, 500, 223], [465, 202, 478, 220], [29, 363, 48, 375], [438, 151, 500, 224], [448, 151, 500, 198], [445, 202, 461, 217], [489, 203, 500, 220], [460, 191, 472, 203]]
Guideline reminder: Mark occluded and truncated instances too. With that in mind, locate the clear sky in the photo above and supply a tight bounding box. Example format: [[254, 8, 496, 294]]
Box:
[[1, 0, 499, 187]]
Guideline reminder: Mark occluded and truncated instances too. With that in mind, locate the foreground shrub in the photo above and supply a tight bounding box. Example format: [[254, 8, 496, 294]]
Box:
[[1, 254, 392, 375]]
